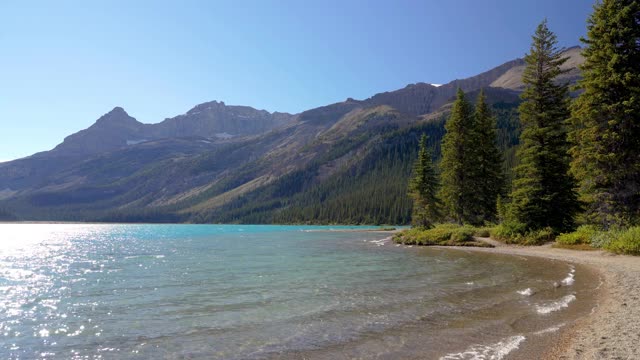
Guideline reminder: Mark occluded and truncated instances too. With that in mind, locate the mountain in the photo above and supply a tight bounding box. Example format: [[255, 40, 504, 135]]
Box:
[[52, 107, 147, 156], [0, 47, 585, 223], [51, 101, 295, 157], [0, 102, 295, 197]]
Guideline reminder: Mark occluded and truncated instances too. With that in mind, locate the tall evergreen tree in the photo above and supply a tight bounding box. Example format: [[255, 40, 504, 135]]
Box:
[[508, 20, 579, 232], [569, 0, 640, 227], [440, 89, 475, 224], [470, 89, 505, 223], [409, 134, 440, 228]]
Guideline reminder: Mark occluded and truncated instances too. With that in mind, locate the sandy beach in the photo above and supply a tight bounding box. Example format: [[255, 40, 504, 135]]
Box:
[[450, 239, 640, 359]]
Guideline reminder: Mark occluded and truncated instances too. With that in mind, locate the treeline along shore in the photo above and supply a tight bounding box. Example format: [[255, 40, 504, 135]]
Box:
[[396, 1, 640, 257]]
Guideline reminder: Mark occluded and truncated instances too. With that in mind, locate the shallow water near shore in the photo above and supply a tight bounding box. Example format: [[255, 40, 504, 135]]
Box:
[[0, 224, 598, 359]]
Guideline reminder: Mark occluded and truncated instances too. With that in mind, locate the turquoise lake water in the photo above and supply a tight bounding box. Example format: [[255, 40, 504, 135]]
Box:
[[0, 224, 597, 359]]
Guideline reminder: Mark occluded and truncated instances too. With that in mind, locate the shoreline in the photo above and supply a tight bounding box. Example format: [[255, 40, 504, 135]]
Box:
[[431, 242, 640, 359]]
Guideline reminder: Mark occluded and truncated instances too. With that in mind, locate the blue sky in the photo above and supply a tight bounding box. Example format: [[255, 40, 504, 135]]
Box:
[[0, 0, 595, 161]]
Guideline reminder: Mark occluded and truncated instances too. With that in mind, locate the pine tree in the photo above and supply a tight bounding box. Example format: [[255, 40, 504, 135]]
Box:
[[568, 0, 640, 227], [508, 20, 579, 233], [440, 89, 475, 224], [470, 89, 505, 223], [409, 134, 440, 228]]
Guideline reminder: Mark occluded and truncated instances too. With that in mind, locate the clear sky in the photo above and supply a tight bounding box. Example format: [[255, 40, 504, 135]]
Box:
[[0, 0, 595, 161]]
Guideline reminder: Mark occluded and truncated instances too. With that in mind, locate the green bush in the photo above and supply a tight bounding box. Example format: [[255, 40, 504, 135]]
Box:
[[590, 228, 622, 249], [394, 224, 475, 245], [451, 225, 476, 242], [556, 225, 600, 245], [473, 226, 494, 237], [422, 224, 462, 242], [492, 221, 554, 245], [491, 221, 527, 242], [605, 227, 640, 255], [517, 227, 555, 245]]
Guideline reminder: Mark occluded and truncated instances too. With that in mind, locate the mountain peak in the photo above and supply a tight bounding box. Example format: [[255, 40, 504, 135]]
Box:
[[109, 106, 128, 115], [95, 106, 137, 126], [102, 106, 131, 119], [187, 100, 228, 115]]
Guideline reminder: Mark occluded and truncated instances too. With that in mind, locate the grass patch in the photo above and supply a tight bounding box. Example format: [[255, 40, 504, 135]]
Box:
[[393, 224, 492, 247]]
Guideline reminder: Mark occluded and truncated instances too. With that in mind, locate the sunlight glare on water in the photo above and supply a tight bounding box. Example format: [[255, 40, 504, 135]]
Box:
[[0, 224, 124, 359]]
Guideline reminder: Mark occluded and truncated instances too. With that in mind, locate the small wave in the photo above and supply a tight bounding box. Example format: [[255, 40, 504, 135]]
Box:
[[533, 323, 565, 336], [561, 273, 575, 286], [561, 266, 576, 286], [440, 335, 526, 360], [369, 239, 386, 246], [536, 294, 576, 314], [369, 236, 392, 246], [517, 288, 534, 296]]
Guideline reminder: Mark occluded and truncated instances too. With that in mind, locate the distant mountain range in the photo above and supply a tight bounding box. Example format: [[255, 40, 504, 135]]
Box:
[[0, 47, 584, 223], [52, 101, 295, 157]]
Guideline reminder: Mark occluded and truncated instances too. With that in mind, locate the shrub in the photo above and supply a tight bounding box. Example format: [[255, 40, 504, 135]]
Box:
[[556, 225, 600, 245], [605, 227, 640, 255], [473, 226, 494, 237], [450, 225, 476, 242], [492, 221, 554, 245], [423, 224, 463, 242], [590, 229, 622, 249], [491, 221, 527, 242], [517, 227, 555, 245], [394, 224, 475, 245]]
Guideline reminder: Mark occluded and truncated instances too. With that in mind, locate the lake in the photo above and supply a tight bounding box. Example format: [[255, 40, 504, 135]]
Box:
[[0, 224, 597, 359]]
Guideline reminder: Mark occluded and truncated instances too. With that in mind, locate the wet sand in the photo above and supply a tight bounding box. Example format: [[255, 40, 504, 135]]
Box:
[[453, 240, 640, 359]]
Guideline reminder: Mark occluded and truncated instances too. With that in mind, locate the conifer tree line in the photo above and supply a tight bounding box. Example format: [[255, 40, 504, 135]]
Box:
[[409, 0, 640, 237], [409, 89, 504, 227]]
